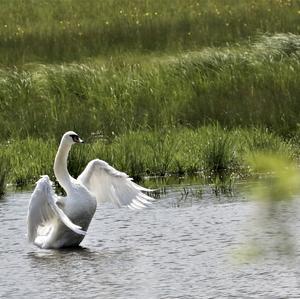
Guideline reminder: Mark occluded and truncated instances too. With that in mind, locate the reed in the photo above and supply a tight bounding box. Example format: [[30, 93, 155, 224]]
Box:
[[1, 34, 300, 140], [201, 125, 238, 177], [5, 138, 56, 186], [2, 127, 297, 187], [1, 1, 299, 194]]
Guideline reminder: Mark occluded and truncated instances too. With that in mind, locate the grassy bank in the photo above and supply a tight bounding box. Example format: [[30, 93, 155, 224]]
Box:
[[1, 34, 300, 139], [1, 1, 300, 195], [0, 0, 299, 65], [2, 126, 297, 188]]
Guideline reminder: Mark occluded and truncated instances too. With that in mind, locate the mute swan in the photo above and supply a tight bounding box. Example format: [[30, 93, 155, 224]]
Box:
[[27, 131, 154, 249]]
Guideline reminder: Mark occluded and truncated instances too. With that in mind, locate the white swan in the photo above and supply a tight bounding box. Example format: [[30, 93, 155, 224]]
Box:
[[27, 131, 154, 249]]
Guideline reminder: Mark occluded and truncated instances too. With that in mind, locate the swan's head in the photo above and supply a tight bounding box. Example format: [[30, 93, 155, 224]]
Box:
[[61, 131, 84, 146]]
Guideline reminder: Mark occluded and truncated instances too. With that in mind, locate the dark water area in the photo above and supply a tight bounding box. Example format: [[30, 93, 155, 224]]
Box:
[[1, 182, 300, 298]]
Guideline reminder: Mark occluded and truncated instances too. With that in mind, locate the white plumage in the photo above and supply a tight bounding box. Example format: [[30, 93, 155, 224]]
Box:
[[27, 131, 154, 249]]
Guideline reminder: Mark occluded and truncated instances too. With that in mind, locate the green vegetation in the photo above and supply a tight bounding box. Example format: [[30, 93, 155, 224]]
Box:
[[234, 153, 300, 260], [1, 34, 300, 140], [248, 153, 300, 202], [3, 126, 298, 187], [1, 1, 300, 192], [0, 0, 299, 65]]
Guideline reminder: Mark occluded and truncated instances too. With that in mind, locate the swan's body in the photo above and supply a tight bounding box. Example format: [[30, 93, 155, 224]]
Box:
[[27, 131, 154, 249]]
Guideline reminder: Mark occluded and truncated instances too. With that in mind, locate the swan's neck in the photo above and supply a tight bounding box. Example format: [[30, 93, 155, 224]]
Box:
[[54, 142, 73, 192]]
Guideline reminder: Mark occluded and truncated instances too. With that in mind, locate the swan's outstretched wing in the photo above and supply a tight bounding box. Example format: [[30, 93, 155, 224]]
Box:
[[27, 175, 86, 243], [78, 159, 154, 210]]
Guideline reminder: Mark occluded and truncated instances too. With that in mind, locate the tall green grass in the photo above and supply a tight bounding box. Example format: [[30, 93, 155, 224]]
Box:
[[0, 1, 299, 195], [2, 127, 297, 187], [5, 138, 55, 186], [1, 34, 300, 140], [0, 0, 299, 65]]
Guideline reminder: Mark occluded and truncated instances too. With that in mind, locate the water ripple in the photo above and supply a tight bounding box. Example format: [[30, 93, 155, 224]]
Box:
[[0, 189, 300, 298]]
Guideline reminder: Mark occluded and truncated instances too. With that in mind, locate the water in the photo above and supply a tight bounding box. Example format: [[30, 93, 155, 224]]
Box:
[[1, 184, 300, 299]]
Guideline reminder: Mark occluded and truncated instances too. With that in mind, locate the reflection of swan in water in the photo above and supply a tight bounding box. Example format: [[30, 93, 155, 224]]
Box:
[[27, 131, 154, 249]]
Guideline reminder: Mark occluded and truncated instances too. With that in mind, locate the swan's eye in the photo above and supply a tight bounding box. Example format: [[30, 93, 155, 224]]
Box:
[[70, 134, 79, 143]]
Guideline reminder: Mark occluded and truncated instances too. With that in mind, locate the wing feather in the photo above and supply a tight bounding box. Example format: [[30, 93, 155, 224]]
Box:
[[78, 159, 155, 209], [27, 175, 85, 243]]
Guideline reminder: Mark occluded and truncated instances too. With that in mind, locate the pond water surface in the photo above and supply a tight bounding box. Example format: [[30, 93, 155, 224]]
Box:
[[1, 183, 300, 298]]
